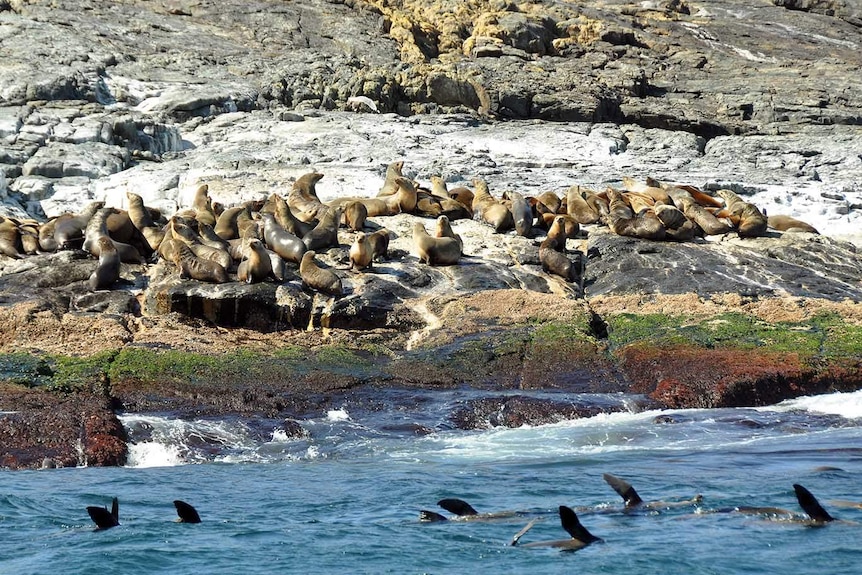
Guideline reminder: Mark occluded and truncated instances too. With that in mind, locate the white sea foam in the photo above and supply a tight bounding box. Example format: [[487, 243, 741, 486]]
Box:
[[765, 390, 862, 419], [326, 408, 350, 422], [126, 441, 185, 468]]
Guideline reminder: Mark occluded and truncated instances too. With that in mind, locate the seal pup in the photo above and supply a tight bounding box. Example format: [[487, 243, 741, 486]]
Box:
[[435, 215, 463, 253], [174, 500, 202, 524], [767, 214, 819, 234], [237, 238, 274, 283], [472, 179, 514, 233], [349, 232, 373, 271], [413, 222, 460, 266], [603, 473, 702, 511], [89, 236, 121, 290], [87, 497, 119, 530], [510, 505, 602, 550], [299, 250, 343, 296], [366, 228, 391, 261]]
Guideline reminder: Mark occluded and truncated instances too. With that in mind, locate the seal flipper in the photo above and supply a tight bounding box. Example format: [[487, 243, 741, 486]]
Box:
[[419, 510, 449, 522], [559, 506, 602, 543], [793, 484, 834, 523], [437, 498, 478, 516], [174, 500, 202, 523], [87, 497, 119, 529], [603, 473, 644, 508]]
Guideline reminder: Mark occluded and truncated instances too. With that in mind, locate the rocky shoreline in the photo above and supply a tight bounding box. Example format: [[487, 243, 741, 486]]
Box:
[[2, 0, 862, 469]]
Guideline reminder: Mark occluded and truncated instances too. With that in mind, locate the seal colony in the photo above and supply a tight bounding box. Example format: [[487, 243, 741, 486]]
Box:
[[0, 160, 820, 303]]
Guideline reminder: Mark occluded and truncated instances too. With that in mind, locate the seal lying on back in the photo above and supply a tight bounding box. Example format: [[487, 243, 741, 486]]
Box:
[[510, 505, 602, 551], [87, 497, 119, 530]]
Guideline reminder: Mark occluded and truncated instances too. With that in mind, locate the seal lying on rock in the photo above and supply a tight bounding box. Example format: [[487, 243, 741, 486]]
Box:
[[173, 243, 229, 284], [718, 189, 768, 238], [767, 214, 819, 234], [299, 250, 343, 296], [261, 213, 306, 264], [472, 179, 514, 233]]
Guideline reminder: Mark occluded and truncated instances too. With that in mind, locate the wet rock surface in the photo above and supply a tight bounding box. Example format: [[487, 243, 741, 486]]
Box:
[[1, 0, 862, 467]]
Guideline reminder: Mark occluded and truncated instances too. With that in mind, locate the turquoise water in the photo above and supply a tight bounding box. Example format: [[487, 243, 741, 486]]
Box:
[[2, 391, 861, 574]]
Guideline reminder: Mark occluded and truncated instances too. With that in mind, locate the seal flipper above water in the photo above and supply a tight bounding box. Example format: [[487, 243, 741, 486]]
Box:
[[419, 510, 449, 522], [174, 500, 202, 523], [603, 473, 644, 508], [87, 497, 119, 529], [559, 505, 602, 543], [793, 484, 834, 523], [437, 498, 478, 516]]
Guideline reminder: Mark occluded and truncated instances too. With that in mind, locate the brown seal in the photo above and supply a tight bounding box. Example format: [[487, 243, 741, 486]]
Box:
[[0, 216, 22, 258], [376, 161, 405, 197], [539, 235, 582, 283], [261, 213, 306, 264], [18, 220, 40, 255], [566, 186, 601, 225], [767, 214, 819, 234], [262, 192, 314, 238], [83, 207, 145, 263], [449, 186, 474, 210], [173, 242, 229, 283], [413, 221, 460, 265], [472, 179, 514, 233], [303, 205, 343, 251], [546, 215, 580, 246], [349, 232, 373, 271], [342, 200, 367, 232], [366, 228, 391, 261], [435, 215, 463, 253], [126, 191, 164, 252], [536, 191, 562, 214], [191, 184, 217, 227], [89, 236, 121, 290], [429, 177, 473, 220], [237, 238, 274, 283], [605, 189, 666, 240], [329, 178, 415, 217], [667, 189, 731, 236], [288, 172, 326, 222], [213, 206, 246, 240], [52, 201, 105, 249], [503, 190, 534, 237], [299, 250, 343, 296], [717, 189, 768, 238], [655, 204, 698, 241]]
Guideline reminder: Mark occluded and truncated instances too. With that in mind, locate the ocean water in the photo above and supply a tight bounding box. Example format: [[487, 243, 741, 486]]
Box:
[[2, 390, 861, 574]]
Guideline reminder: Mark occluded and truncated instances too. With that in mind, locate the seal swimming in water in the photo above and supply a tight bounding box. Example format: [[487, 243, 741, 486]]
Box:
[[413, 222, 461, 266], [603, 473, 702, 510], [299, 250, 343, 296], [174, 500, 202, 524], [419, 498, 526, 523], [510, 505, 602, 550], [87, 497, 119, 530]]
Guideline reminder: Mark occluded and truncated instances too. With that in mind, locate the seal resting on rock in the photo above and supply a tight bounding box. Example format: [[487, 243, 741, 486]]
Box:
[[717, 189, 768, 238], [349, 232, 373, 271], [767, 214, 819, 234], [299, 250, 343, 296], [365, 228, 391, 261], [472, 179, 514, 233], [413, 221, 461, 265], [173, 243, 229, 283], [261, 213, 306, 264]]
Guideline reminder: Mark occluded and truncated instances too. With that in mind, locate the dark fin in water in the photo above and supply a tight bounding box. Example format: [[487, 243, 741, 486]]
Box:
[[603, 473, 644, 507], [559, 506, 602, 543], [510, 518, 538, 546], [419, 510, 449, 522], [793, 484, 834, 522], [437, 498, 478, 516], [174, 500, 202, 524], [87, 497, 120, 529]]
